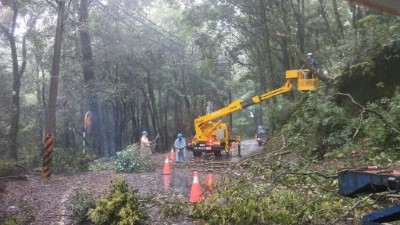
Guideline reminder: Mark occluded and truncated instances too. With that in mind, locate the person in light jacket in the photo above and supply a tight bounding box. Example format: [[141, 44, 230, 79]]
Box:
[[174, 133, 186, 162], [140, 131, 151, 156]]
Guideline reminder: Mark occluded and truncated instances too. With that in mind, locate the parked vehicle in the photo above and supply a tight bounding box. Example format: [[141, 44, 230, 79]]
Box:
[[256, 126, 269, 146]]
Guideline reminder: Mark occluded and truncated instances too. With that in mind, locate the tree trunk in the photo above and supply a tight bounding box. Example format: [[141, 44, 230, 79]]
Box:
[[332, 0, 344, 39], [275, 0, 333, 86], [8, 37, 21, 160], [163, 97, 168, 150], [112, 99, 128, 153], [35, 64, 44, 163], [46, 0, 64, 135], [318, 0, 336, 45], [0, 3, 29, 160], [130, 100, 139, 144], [146, 69, 161, 140], [291, 0, 305, 53], [79, 0, 109, 156]]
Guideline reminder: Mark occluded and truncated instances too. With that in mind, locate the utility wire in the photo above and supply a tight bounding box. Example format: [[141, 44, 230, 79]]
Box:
[[64, 0, 201, 62], [100, 1, 200, 61], [116, 0, 186, 45]]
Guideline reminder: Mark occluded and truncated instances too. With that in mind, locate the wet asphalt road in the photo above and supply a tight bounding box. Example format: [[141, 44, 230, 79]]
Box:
[[162, 139, 263, 196]]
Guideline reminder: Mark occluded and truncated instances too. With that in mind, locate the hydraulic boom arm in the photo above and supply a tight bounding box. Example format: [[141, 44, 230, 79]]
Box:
[[194, 81, 293, 141], [193, 69, 317, 142]]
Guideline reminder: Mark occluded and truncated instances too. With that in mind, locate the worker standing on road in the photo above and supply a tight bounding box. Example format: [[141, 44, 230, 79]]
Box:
[[140, 131, 151, 156], [174, 133, 186, 163]]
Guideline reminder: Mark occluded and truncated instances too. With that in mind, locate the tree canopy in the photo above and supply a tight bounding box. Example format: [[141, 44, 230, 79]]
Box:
[[0, 0, 399, 164]]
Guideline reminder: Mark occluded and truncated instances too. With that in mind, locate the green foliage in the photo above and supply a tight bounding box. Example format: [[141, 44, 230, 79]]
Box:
[[232, 117, 254, 139], [88, 157, 116, 172], [115, 144, 155, 173], [189, 169, 373, 225], [17, 142, 42, 169], [262, 85, 400, 169], [358, 14, 400, 43], [0, 159, 25, 177], [161, 196, 190, 218], [65, 188, 96, 224], [52, 147, 95, 174], [268, 93, 356, 159], [318, 88, 400, 166], [0, 201, 35, 225], [88, 178, 149, 225], [357, 89, 400, 162]]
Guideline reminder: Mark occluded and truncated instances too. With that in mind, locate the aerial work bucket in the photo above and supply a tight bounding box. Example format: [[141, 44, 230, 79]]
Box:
[[297, 70, 318, 91], [285, 70, 299, 79], [298, 77, 318, 90]]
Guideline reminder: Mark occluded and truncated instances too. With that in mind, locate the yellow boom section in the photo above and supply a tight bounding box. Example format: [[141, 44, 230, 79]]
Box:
[[193, 69, 317, 142]]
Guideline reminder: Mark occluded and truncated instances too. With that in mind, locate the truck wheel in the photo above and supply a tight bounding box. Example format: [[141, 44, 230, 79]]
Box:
[[214, 150, 222, 157], [193, 152, 202, 157]]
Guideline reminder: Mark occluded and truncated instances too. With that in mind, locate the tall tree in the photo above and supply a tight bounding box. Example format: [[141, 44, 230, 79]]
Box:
[[46, 0, 65, 135], [0, 0, 35, 159], [318, 0, 336, 45], [79, 0, 109, 156], [331, 0, 344, 40]]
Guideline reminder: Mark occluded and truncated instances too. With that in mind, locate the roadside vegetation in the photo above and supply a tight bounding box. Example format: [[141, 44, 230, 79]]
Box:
[[159, 88, 400, 224], [59, 89, 400, 224]]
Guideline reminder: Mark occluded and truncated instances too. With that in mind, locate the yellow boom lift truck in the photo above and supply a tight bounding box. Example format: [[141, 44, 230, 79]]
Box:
[[187, 69, 318, 157]]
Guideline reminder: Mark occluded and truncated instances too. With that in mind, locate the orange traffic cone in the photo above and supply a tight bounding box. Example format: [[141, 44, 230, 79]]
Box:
[[206, 172, 215, 190], [169, 148, 175, 161], [162, 156, 171, 175], [163, 175, 171, 193], [190, 170, 202, 203]]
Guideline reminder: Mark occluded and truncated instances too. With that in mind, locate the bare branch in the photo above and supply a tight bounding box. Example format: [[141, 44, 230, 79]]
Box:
[[272, 171, 338, 184], [352, 110, 364, 139], [10, 1, 18, 35], [329, 193, 373, 225], [45, 0, 57, 9], [0, 22, 10, 36], [336, 92, 400, 135]]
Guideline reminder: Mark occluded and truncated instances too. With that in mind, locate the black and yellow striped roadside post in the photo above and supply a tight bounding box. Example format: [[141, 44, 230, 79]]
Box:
[[225, 137, 230, 157], [236, 136, 241, 157], [41, 133, 54, 178]]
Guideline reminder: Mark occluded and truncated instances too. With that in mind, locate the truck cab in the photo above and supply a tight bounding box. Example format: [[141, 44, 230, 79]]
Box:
[[255, 126, 269, 146]]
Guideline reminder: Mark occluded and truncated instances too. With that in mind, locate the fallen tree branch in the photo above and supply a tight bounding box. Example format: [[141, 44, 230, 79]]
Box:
[[256, 171, 338, 200], [272, 171, 338, 184], [0, 175, 27, 181], [335, 92, 400, 135], [329, 193, 373, 225], [237, 134, 297, 167]]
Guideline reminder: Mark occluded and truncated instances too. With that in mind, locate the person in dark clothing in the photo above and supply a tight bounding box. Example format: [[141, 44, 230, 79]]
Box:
[[306, 52, 319, 70], [301, 52, 319, 78]]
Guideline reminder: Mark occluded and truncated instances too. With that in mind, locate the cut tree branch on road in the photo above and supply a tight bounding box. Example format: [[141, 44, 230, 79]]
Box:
[[329, 193, 374, 225]]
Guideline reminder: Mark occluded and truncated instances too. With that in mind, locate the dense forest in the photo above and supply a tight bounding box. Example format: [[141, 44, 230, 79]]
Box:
[[1, 0, 400, 223], [1, 0, 397, 162]]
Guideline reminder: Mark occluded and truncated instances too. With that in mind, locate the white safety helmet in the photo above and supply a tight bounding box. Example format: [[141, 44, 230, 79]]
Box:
[[307, 53, 313, 56]]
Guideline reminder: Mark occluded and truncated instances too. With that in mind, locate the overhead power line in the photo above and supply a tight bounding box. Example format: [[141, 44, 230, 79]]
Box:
[[99, 0, 186, 51]]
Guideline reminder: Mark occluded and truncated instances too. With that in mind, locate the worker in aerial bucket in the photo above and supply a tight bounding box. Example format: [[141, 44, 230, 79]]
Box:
[[301, 52, 319, 78]]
